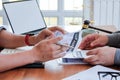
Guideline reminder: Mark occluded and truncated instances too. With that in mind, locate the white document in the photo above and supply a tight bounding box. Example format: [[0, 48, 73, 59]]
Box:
[[57, 50, 88, 64], [63, 65, 120, 80], [54, 31, 88, 64], [54, 31, 82, 52]]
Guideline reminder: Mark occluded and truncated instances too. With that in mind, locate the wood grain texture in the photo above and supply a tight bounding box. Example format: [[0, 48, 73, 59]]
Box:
[[0, 60, 120, 80]]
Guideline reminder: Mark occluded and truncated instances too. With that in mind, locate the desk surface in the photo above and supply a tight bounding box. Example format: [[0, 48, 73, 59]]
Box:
[[0, 25, 119, 80], [0, 60, 120, 80], [0, 60, 92, 80], [95, 25, 117, 34]]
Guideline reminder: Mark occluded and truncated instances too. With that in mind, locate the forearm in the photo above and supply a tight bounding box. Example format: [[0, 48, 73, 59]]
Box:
[[0, 30, 35, 48], [0, 51, 34, 72], [0, 30, 25, 48]]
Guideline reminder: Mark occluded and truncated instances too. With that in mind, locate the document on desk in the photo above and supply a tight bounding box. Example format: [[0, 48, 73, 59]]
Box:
[[54, 31, 82, 52], [54, 31, 88, 64], [57, 50, 88, 64], [63, 65, 120, 80]]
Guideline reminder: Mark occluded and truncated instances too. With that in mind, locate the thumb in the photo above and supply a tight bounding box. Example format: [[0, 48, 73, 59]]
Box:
[[87, 49, 98, 55], [44, 29, 54, 36], [90, 39, 101, 47], [48, 36, 63, 44], [46, 35, 54, 39]]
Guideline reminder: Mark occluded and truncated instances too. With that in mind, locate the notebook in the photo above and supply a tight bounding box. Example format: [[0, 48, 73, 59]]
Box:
[[2, 0, 46, 35]]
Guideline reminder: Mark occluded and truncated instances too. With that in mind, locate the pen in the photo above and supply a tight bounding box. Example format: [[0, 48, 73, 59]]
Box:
[[56, 43, 74, 49]]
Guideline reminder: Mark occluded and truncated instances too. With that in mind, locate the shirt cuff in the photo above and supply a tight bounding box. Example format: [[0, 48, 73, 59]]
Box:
[[107, 34, 120, 47], [114, 48, 120, 66]]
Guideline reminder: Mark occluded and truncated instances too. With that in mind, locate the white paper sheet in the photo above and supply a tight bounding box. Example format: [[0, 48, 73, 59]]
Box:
[[54, 31, 89, 64], [54, 31, 82, 52], [57, 50, 88, 64], [63, 65, 120, 80]]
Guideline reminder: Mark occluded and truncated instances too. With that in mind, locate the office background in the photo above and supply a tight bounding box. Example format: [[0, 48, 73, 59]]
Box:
[[0, 0, 120, 31]]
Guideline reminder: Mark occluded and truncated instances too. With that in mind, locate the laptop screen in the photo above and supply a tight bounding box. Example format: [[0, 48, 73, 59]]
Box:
[[3, 0, 47, 34]]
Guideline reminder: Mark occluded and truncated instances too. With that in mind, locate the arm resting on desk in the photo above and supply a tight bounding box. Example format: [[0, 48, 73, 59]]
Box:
[[0, 50, 35, 72]]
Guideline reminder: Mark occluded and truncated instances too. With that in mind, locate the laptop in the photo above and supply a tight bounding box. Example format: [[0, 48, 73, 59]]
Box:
[[2, 0, 45, 68], [2, 0, 47, 35]]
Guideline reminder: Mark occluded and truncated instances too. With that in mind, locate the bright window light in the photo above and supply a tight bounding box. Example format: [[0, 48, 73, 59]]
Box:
[[0, 1, 2, 10], [64, 0, 83, 10], [0, 17, 3, 24], [39, 0, 58, 10], [44, 17, 57, 26], [65, 17, 82, 26]]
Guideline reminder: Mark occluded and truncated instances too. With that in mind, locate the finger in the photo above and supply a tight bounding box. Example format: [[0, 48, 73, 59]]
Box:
[[51, 44, 62, 50], [91, 39, 101, 47], [80, 34, 99, 49], [84, 55, 98, 63], [53, 52, 66, 59], [49, 26, 66, 34], [53, 46, 68, 56], [48, 36, 63, 44], [46, 35, 55, 39], [90, 34, 103, 47], [54, 45, 61, 50], [89, 60, 101, 65], [80, 35, 94, 49], [86, 49, 98, 55], [54, 47, 68, 55], [79, 38, 90, 49], [43, 29, 54, 36]]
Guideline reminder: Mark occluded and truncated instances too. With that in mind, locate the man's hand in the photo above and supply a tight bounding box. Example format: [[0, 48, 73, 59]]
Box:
[[29, 26, 66, 45], [48, 26, 66, 34], [30, 36, 68, 62], [79, 33, 109, 50], [84, 46, 116, 66]]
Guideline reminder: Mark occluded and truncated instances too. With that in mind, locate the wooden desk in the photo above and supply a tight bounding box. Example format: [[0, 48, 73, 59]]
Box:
[[94, 25, 117, 34], [0, 59, 120, 80], [0, 60, 93, 80], [0, 25, 119, 80]]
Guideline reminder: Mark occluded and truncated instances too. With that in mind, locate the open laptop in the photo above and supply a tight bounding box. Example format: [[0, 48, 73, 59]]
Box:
[[2, 0, 46, 35]]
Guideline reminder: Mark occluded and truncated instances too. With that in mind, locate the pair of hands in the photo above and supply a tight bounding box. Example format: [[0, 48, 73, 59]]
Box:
[[33, 26, 66, 44], [29, 26, 68, 62], [79, 33, 116, 66]]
